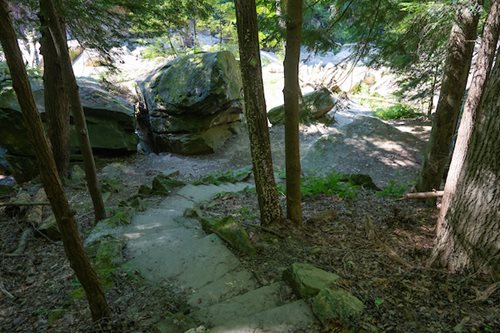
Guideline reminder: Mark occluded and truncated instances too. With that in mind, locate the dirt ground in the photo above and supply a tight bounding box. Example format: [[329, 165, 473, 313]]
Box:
[[1, 117, 498, 333]]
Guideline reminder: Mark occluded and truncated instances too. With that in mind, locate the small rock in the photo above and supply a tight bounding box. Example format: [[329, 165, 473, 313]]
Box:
[[268, 88, 336, 125], [39, 215, 61, 241], [311, 288, 364, 327], [283, 263, 341, 298], [200, 216, 256, 255]]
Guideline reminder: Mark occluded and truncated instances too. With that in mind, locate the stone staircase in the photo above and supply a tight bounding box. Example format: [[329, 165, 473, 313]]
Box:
[[117, 183, 316, 333]]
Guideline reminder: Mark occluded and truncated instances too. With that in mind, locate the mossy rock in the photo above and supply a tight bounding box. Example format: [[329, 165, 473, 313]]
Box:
[[283, 263, 341, 298], [200, 216, 255, 255], [151, 174, 185, 195], [39, 215, 62, 241], [268, 88, 336, 125], [311, 288, 364, 327], [339, 174, 380, 191], [94, 238, 124, 288]]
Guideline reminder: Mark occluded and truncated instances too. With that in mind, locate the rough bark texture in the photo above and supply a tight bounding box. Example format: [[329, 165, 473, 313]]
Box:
[[235, 0, 284, 225], [415, 1, 481, 192], [283, 0, 303, 225], [0, 0, 110, 320], [39, 6, 70, 178], [40, 0, 106, 221], [432, 45, 500, 274]]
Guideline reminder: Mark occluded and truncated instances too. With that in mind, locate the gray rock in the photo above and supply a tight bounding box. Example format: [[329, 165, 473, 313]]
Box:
[[39, 216, 61, 241], [283, 263, 341, 298], [0, 78, 138, 182], [311, 288, 364, 327], [137, 51, 244, 155], [268, 88, 336, 125]]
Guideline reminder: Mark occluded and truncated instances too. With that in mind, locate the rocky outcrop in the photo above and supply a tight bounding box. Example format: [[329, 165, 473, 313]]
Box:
[[0, 78, 138, 182], [267, 87, 336, 125], [137, 51, 243, 155]]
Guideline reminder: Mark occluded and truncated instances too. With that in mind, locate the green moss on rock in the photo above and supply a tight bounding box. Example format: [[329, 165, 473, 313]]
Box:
[[283, 263, 341, 298], [200, 216, 255, 255], [268, 88, 336, 125], [311, 288, 364, 327]]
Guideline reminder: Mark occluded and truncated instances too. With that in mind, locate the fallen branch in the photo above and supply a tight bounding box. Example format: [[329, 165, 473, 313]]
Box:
[[11, 229, 34, 256], [403, 191, 444, 200], [0, 201, 50, 207], [0, 281, 14, 299], [470, 282, 499, 303]]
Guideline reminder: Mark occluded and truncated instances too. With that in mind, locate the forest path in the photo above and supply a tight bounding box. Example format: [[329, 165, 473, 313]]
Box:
[[116, 183, 315, 332]]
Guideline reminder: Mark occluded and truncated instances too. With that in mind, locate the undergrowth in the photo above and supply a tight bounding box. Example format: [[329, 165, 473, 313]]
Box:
[[193, 166, 253, 185], [377, 180, 408, 198], [374, 104, 420, 120], [279, 172, 359, 199]]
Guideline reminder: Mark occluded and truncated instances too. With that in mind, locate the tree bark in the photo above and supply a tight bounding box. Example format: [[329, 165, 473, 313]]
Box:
[[40, 0, 106, 221], [235, 0, 284, 225], [283, 0, 303, 225], [0, 0, 110, 320], [432, 0, 500, 273], [39, 6, 70, 178], [415, 0, 481, 193]]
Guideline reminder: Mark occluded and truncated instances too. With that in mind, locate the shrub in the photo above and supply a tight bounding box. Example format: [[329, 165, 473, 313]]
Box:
[[374, 104, 420, 120]]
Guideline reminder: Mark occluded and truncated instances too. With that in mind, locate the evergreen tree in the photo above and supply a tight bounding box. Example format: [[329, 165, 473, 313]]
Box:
[[283, 0, 303, 225], [234, 0, 284, 226], [415, 0, 481, 193], [0, 0, 110, 320], [433, 0, 499, 273]]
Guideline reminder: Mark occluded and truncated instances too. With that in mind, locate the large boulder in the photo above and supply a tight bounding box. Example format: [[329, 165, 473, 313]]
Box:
[[267, 87, 336, 125], [0, 78, 138, 182], [137, 51, 243, 155]]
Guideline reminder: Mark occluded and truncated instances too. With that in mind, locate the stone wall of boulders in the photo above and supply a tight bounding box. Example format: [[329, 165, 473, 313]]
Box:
[[136, 51, 244, 155]]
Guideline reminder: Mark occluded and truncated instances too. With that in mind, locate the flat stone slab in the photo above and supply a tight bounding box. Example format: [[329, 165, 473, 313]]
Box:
[[188, 269, 258, 309], [209, 300, 316, 333], [192, 282, 287, 326]]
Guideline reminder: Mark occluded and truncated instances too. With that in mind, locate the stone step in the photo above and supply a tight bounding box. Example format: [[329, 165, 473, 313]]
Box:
[[130, 210, 201, 233], [187, 268, 258, 309], [125, 232, 241, 288], [191, 282, 289, 327], [209, 300, 316, 333]]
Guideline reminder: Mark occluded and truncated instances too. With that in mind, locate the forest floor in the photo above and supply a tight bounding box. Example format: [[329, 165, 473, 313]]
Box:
[[1, 115, 498, 333]]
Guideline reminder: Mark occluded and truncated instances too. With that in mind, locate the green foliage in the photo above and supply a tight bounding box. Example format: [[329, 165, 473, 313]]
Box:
[[299, 172, 358, 199], [376, 180, 408, 198], [374, 104, 420, 120], [100, 177, 123, 193], [193, 166, 253, 186]]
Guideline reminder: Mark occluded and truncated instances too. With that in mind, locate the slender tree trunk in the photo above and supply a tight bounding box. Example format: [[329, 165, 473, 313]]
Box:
[[432, 0, 500, 273], [283, 0, 303, 225], [0, 0, 110, 320], [39, 7, 70, 178], [40, 0, 106, 221], [235, 0, 284, 225], [427, 64, 439, 117], [415, 1, 481, 193]]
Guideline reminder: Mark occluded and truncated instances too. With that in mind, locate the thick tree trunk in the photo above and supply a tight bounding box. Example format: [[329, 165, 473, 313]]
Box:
[[432, 1, 500, 273], [283, 0, 303, 225], [235, 0, 284, 225], [39, 8, 70, 178], [0, 0, 110, 320], [40, 0, 106, 221], [415, 1, 481, 193]]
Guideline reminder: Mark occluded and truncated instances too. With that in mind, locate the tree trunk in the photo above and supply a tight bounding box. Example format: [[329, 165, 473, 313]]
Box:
[[415, 1, 481, 193], [432, 0, 500, 273], [283, 0, 303, 225], [39, 8, 70, 178], [0, 0, 110, 320], [40, 0, 106, 221], [235, 0, 284, 226]]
